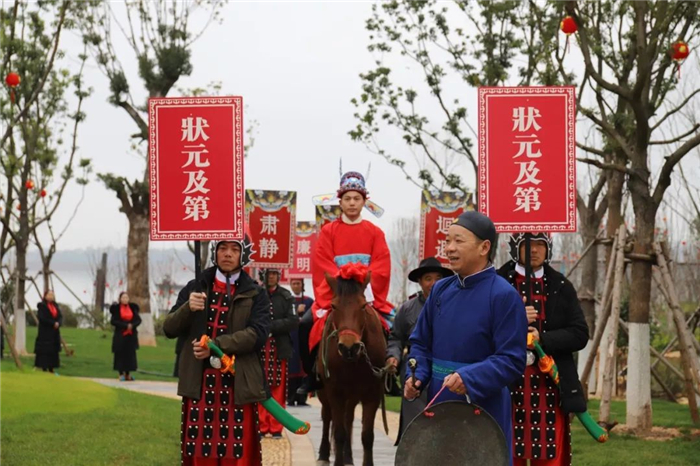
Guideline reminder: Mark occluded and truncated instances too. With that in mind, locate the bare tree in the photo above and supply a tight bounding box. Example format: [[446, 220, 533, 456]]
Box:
[[77, 0, 226, 345], [0, 1, 89, 353], [388, 217, 420, 305]]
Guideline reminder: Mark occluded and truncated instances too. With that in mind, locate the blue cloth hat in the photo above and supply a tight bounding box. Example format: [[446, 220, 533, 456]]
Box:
[[337, 171, 369, 199]]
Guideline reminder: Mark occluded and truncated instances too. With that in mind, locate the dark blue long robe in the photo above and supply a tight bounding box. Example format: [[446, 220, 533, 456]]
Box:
[[408, 266, 527, 463]]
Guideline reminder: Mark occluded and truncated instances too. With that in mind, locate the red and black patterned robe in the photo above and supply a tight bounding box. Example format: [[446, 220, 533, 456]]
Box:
[[180, 278, 262, 466]]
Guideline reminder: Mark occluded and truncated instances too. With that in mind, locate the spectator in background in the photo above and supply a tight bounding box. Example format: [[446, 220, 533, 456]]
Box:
[[110, 291, 141, 381], [34, 290, 63, 373], [289, 278, 314, 406]]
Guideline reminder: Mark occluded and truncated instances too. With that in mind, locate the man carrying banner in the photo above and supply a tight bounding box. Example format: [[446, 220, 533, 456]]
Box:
[[497, 233, 589, 465], [289, 278, 313, 406], [387, 256, 453, 444], [164, 238, 270, 465], [404, 211, 527, 462], [258, 268, 298, 438], [299, 171, 394, 393]]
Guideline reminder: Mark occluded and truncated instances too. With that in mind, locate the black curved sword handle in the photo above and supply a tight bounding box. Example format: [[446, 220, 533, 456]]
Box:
[[408, 358, 418, 389]]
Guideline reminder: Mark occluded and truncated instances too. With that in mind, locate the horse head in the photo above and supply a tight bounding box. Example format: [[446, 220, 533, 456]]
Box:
[[325, 266, 371, 362]]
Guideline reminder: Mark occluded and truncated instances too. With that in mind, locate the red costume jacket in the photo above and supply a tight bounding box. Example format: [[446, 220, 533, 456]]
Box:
[[309, 217, 394, 349]]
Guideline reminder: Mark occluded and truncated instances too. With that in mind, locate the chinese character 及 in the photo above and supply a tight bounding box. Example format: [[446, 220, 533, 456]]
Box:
[[182, 170, 210, 195], [435, 215, 454, 235], [296, 257, 311, 272], [260, 215, 280, 235], [259, 238, 280, 259], [513, 187, 542, 213], [435, 239, 449, 259], [183, 196, 210, 221], [181, 117, 210, 142], [297, 239, 311, 255], [513, 161, 542, 186], [512, 107, 542, 132]]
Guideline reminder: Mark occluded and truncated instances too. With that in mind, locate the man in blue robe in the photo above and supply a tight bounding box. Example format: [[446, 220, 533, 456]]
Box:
[[405, 211, 527, 461]]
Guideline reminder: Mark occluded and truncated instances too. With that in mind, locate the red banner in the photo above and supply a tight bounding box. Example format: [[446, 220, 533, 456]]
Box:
[[478, 86, 576, 232], [288, 221, 318, 279], [245, 190, 296, 269], [315, 205, 342, 228], [420, 190, 475, 265], [149, 97, 244, 240]]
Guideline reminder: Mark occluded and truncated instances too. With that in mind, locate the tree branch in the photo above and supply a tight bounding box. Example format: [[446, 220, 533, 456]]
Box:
[[650, 124, 700, 145], [578, 157, 634, 176], [652, 131, 700, 206], [0, 0, 68, 150]]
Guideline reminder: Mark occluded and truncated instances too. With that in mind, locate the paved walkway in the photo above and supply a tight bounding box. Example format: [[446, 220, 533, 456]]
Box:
[[88, 378, 398, 466], [288, 397, 398, 466]]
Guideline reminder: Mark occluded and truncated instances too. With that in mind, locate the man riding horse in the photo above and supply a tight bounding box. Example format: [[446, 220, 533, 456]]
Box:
[[298, 171, 395, 393]]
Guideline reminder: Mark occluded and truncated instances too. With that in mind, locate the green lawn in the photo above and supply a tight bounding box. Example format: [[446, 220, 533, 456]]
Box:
[[1, 370, 181, 466], [5, 326, 178, 381], [385, 396, 700, 465]]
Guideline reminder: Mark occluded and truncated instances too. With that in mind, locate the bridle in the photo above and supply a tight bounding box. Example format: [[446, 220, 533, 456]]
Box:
[[322, 301, 394, 381]]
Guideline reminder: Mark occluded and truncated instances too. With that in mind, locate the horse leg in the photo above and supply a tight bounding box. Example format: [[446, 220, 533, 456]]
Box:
[[361, 395, 380, 466], [343, 399, 357, 465], [317, 392, 331, 466], [331, 400, 348, 466]]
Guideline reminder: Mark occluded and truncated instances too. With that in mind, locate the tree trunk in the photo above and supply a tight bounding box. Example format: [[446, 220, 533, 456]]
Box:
[[578, 220, 599, 391], [13, 199, 29, 355], [127, 213, 156, 346], [626, 193, 656, 433]]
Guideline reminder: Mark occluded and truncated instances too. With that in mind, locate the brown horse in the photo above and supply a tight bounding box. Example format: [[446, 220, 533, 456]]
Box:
[[316, 271, 389, 466]]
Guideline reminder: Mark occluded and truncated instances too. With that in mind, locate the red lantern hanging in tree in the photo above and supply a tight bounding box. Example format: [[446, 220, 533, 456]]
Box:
[[25, 180, 35, 190], [671, 40, 690, 79], [560, 15, 578, 55], [5, 72, 20, 104], [40, 189, 47, 198]]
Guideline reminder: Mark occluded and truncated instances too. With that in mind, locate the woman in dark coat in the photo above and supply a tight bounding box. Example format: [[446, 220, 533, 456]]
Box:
[[110, 292, 141, 381], [34, 290, 63, 372]]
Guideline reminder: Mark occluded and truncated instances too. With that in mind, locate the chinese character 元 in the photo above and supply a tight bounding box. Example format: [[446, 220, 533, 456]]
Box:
[[513, 187, 542, 213], [512, 137, 542, 159], [181, 117, 210, 142], [183, 196, 210, 221], [181, 145, 210, 168], [512, 107, 542, 132]]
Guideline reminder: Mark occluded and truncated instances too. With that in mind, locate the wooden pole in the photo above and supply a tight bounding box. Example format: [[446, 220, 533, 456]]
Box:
[[581, 227, 621, 389], [650, 309, 699, 371], [0, 310, 22, 369], [599, 226, 627, 423], [566, 232, 604, 279], [654, 242, 700, 424], [94, 252, 107, 320]]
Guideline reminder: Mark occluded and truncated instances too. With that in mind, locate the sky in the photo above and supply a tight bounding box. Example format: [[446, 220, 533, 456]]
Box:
[[6, 1, 700, 310], [45, 1, 460, 251], [16, 1, 700, 253]]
